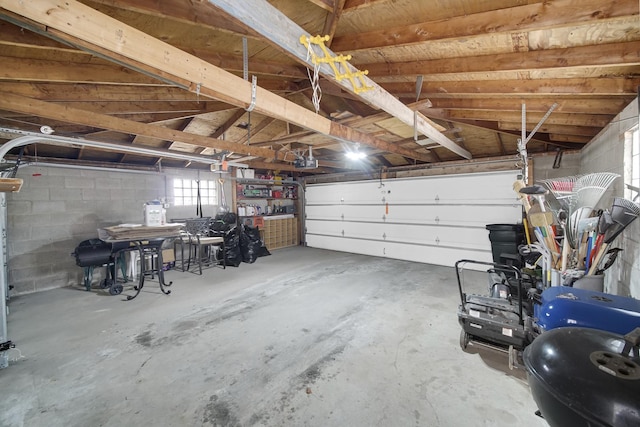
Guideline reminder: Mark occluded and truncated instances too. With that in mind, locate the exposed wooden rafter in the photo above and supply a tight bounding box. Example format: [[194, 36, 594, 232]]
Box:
[[332, 0, 638, 51], [0, 0, 436, 164], [206, 0, 471, 159]]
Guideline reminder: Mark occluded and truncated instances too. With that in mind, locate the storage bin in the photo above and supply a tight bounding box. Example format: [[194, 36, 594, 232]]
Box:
[[486, 223, 524, 264]]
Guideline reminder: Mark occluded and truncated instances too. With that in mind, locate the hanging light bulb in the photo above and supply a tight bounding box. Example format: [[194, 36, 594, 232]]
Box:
[[345, 143, 366, 160]]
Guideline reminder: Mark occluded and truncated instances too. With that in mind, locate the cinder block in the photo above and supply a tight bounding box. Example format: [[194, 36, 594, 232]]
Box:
[[32, 200, 66, 213], [9, 188, 49, 201], [64, 176, 95, 189], [6, 201, 32, 215], [50, 188, 83, 201], [26, 175, 65, 189], [110, 189, 136, 201], [95, 179, 123, 190]]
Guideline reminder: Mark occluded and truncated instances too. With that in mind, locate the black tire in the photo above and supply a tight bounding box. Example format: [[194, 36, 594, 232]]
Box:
[[459, 329, 470, 350], [109, 283, 123, 295]]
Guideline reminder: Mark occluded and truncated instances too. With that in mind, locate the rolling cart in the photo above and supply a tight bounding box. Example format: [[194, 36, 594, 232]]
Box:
[[456, 259, 535, 352]]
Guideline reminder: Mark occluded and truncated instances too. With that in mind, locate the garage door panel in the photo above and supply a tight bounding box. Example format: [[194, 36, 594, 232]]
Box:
[[306, 204, 387, 222], [384, 173, 520, 203], [306, 182, 384, 204], [308, 204, 520, 226], [307, 220, 385, 241], [305, 235, 387, 257], [305, 171, 522, 268], [386, 204, 521, 226], [383, 223, 490, 249]]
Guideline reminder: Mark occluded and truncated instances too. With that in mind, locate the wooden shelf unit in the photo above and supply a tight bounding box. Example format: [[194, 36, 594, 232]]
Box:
[[235, 179, 299, 250], [262, 217, 298, 250]]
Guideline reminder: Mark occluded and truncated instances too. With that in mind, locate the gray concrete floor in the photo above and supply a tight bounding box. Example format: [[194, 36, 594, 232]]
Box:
[[1, 247, 546, 427]]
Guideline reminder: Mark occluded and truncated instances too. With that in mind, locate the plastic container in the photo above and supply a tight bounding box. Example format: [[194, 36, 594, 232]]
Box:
[[573, 275, 604, 292], [486, 223, 525, 264]]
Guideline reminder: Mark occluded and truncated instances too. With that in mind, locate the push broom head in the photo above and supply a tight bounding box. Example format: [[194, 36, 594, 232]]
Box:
[[603, 197, 640, 243]]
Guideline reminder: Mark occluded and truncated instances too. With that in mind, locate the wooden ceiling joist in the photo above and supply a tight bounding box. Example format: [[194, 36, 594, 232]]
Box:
[[331, 0, 638, 52], [206, 0, 471, 160], [381, 78, 640, 97], [0, 0, 437, 164], [0, 91, 283, 160], [0, 82, 225, 103], [363, 40, 640, 77], [424, 98, 632, 115]]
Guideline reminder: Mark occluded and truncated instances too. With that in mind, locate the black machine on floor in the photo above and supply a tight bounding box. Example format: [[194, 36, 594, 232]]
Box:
[[72, 239, 128, 295], [455, 259, 535, 352]]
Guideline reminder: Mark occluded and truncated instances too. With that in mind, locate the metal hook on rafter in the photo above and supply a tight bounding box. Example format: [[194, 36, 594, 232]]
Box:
[[246, 75, 257, 112]]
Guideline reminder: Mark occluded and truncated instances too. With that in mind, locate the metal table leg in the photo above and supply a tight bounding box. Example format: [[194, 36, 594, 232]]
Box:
[[125, 239, 172, 300]]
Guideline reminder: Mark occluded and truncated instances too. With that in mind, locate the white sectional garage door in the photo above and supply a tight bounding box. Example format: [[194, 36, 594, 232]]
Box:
[[305, 171, 523, 267]]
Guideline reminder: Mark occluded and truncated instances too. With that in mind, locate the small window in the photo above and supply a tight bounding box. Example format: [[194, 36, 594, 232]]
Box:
[[173, 179, 217, 206]]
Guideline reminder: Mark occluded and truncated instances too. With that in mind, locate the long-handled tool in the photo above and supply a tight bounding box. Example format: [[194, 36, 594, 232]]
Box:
[[519, 185, 559, 264], [566, 172, 619, 249], [588, 198, 640, 274], [576, 216, 599, 270]]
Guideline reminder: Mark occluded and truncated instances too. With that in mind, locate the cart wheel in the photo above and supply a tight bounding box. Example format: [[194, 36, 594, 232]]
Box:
[[109, 283, 123, 295], [459, 329, 470, 350], [99, 279, 112, 289]]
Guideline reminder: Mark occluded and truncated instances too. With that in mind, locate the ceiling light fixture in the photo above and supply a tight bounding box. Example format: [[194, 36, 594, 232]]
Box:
[[345, 143, 366, 161]]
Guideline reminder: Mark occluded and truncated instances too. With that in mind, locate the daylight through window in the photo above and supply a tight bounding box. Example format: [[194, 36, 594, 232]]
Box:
[[173, 179, 217, 206]]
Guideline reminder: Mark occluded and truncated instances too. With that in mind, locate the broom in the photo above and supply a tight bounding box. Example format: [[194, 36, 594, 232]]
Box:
[[588, 198, 640, 275]]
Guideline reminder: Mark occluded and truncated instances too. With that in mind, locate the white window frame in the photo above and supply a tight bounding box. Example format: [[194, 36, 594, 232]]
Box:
[[172, 178, 217, 206], [625, 125, 639, 202]]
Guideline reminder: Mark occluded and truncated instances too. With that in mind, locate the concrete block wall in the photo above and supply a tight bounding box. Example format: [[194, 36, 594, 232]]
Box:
[[7, 165, 223, 295], [531, 151, 581, 182], [580, 98, 639, 297]]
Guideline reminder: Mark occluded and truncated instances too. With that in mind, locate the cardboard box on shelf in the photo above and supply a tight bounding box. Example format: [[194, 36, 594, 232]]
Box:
[[236, 168, 255, 179]]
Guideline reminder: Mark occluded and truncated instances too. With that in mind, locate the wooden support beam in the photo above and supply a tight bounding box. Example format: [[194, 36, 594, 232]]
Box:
[[88, 0, 254, 37], [332, 0, 638, 51], [363, 41, 640, 77], [425, 97, 633, 115], [206, 0, 470, 159], [498, 122, 600, 137], [549, 134, 592, 144], [0, 55, 160, 85], [381, 78, 640, 97], [306, 0, 334, 13], [322, 0, 347, 47], [211, 109, 247, 140], [240, 117, 277, 145], [0, 0, 437, 163], [443, 109, 614, 128], [0, 91, 283, 160], [343, 0, 385, 11], [0, 55, 300, 93], [0, 82, 224, 103]]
